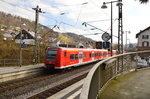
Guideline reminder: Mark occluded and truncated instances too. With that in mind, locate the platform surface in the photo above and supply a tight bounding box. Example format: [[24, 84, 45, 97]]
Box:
[[48, 79, 84, 99], [99, 68, 150, 99], [0, 64, 44, 74]]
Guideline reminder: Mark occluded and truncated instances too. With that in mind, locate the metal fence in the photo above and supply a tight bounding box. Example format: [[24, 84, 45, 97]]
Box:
[[0, 59, 19, 67], [80, 50, 150, 99]]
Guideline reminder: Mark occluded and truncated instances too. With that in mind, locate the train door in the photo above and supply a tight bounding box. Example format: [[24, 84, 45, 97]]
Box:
[[79, 52, 83, 63], [92, 52, 94, 61]]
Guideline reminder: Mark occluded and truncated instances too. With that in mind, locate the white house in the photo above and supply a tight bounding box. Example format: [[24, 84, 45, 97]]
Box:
[[136, 26, 150, 51], [15, 29, 35, 45]]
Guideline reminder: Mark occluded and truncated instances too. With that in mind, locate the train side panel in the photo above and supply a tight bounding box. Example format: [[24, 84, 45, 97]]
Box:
[[44, 47, 118, 70]]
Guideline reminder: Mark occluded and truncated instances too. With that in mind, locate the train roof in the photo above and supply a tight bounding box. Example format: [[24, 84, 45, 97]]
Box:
[[47, 47, 110, 51]]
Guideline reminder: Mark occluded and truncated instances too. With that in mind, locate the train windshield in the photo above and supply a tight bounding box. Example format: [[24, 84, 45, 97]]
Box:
[[46, 50, 58, 61]]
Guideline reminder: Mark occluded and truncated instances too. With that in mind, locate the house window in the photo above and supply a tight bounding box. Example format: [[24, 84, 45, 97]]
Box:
[[142, 41, 149, 47], [26, 34, 28, 39], [142, 35, 149, 39]]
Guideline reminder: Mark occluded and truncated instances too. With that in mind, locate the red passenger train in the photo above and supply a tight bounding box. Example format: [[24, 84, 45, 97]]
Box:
[[44, 47, 117, 69]]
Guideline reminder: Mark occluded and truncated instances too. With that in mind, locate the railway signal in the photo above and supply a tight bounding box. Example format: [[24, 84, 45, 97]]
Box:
[[96, 41, 110, 49]]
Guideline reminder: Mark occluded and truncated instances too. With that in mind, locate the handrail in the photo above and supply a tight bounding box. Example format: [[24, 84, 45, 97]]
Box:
[[80, 50, 150, 99], [0, 59, 19, 67]]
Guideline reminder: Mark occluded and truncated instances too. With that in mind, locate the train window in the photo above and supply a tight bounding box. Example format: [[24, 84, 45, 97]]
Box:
[[75, 54, 78, 60], [89, 53, 92, 57], [79, 54, 83, 59], [47, 50, 58, 61], [70, 54, 74, 60], [83, 54, 86, 59], [64, 52, 67, 57], [98, 53, 100, 56], [103, 53, 106, 56], [91, 53, 94, 57], [92, 53, 95, 57], [116, 51, 119, 55], [99, 53, 102, 56], [96, 53, 98, 57]]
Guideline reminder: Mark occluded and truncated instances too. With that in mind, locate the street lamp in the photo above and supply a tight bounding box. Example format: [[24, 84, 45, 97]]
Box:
[[101, 0, 123, 56]]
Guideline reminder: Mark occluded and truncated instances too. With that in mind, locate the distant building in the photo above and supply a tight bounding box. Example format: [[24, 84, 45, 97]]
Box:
[[15, 29, 35, 45], [3, 33, 13, 40], [136, 26, 150, 51], [2, 31, 17, 41]]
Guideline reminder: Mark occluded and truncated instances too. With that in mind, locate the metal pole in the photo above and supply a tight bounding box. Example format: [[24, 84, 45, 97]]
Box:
[[35, 6, 39, 64], [124, 31, 130, 50], [118, 0, 123, 54], [121, 28, 123, 53], [20, 29, 22, 67], [111, 2, 113, 56], [101, 1, 121, 55], [118, 12, 120, 54], [126, 32, 127, 50], [32, 5, 44, 64]]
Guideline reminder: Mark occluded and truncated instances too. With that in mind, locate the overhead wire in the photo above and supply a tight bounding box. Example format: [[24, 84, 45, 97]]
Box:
[[85, 18, 117, 23], [75, 5, 83, 26], [0, 0, 61, 25], [0, 0, 87, 36], [0, 0, 33, 13], [55, 2, 89, 7], [1, 0, 109, 36], [106, 18, 118, 32], [1, 0, 76, 32]]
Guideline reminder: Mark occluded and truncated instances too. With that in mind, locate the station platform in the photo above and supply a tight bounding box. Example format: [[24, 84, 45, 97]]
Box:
[[0, 64, 44, 74], [99, 67, 150, 99], [48, 79, 84, 99], [0, 64, 45, 82]]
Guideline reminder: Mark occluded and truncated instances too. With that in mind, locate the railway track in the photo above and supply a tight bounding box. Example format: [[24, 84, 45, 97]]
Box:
[[0, 62, 98, 99], [0, 71, 58, 94], [28, 73, 87, 99]]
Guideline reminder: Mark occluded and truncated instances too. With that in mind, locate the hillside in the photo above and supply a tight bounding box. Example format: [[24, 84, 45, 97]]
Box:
[[0, 11, 96, 66], [64, 32, 95, 48], [0, 11, 95, 48]]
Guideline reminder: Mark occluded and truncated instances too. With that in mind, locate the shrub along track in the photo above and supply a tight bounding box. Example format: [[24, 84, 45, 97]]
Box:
[[0, 62, 97, 99]]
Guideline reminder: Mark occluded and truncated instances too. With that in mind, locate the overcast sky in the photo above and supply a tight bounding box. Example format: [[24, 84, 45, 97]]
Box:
[[0, 0, 150, 44]]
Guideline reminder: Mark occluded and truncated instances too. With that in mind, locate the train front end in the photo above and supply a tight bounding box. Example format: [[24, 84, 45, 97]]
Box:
[[44, 47, 60, 69]]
